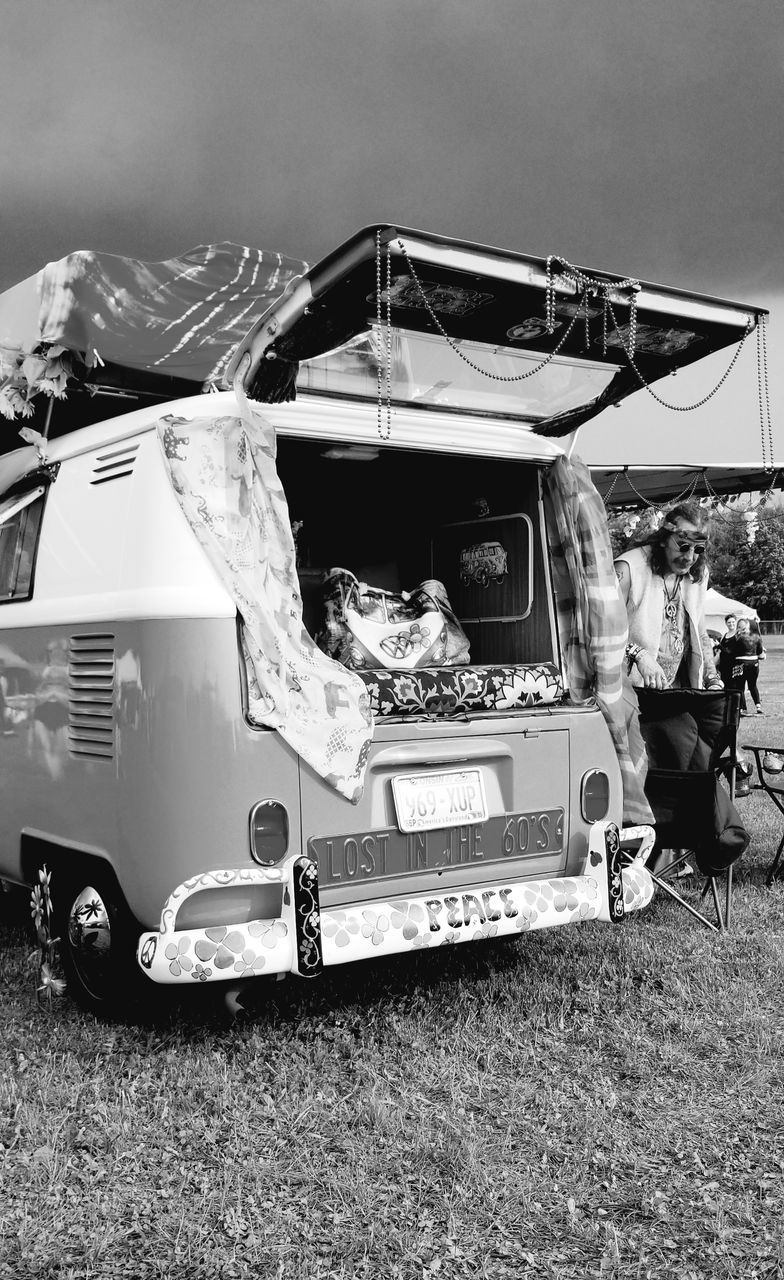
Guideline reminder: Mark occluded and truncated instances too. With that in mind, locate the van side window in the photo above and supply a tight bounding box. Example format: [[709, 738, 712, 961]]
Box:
[[0, 485, 46, 602]]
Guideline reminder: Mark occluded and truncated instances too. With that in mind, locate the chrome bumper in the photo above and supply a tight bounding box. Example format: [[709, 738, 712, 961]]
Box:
[[136, 821, 655, 985]]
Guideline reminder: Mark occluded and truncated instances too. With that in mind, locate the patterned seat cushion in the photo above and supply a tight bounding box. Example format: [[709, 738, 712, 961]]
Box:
[[356, 663, 563, 718]]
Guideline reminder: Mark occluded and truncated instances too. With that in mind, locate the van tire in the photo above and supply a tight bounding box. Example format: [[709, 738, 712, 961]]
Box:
[[53, 868, 152, 1020]]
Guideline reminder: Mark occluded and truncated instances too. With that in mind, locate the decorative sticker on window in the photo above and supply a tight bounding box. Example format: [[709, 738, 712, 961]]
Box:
[[459, 541, 508, 589], [506, 318, 560, 342], [367, 275, 493, 316], [556, 299, 605, 319], [506, 298, 606, 341], [599, 324, 702, 355]]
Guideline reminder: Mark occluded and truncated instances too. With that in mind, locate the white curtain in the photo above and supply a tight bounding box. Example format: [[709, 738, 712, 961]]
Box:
[[157, 392, 373, 802]]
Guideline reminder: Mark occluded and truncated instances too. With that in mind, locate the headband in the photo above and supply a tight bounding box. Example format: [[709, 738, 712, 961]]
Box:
[[662, 522, 707, 542]]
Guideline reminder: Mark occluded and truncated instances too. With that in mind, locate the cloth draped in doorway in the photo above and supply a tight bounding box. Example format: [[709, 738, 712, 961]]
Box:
[[156, 392, 373, 803], [544, 453, 653, 826]]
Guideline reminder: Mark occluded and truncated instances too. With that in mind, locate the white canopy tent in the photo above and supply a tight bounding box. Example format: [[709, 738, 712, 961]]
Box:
[[703, 588, 758, 637]]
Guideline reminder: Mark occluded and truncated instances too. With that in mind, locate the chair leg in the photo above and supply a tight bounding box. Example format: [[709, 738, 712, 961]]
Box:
[[699, 870, 731, 930], [652, 849, 693, 879], [631, 849, 723, 932], [710, 877, 725, 931], [659, 853, 725, 930], [636, 861, 720, 933], [766, 831, 784, 887]]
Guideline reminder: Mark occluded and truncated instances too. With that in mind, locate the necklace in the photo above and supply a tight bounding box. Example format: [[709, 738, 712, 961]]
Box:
[[663, 576, 681, 623]]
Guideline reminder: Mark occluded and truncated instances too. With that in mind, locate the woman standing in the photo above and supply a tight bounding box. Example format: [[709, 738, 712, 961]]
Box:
[[728, 618, 766, 715], [718, 613, 738, 691]]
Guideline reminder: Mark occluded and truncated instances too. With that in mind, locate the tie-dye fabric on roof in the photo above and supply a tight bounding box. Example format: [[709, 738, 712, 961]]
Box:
[[0, 243, 308, 418]]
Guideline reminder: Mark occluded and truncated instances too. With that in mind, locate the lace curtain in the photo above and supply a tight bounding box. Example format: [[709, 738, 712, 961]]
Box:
[[157, 390, 373, 803]]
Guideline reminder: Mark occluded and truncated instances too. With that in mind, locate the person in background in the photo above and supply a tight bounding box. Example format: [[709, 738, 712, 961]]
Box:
[[614, 502, 722, 692], [728, 617, 766, 715], [718, 613, 738, 693]]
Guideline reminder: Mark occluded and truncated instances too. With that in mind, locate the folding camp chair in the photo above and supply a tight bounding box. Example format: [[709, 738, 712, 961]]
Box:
[[635, 688, 746, 931], [741, 743, 784, 886]]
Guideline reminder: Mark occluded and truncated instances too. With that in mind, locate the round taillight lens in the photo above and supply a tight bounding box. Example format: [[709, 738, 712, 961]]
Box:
[[249, 800, 289, 866], [581, 770, 610, 822]]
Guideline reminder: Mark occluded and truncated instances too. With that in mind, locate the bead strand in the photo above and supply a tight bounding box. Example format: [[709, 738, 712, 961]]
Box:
[[375, 231, 392, 439], [397, 240, 583, 382], [604, 297, 751, 411]]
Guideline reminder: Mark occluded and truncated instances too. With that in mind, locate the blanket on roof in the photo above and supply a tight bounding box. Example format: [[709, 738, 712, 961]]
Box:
[[1, 243, 309, 419]]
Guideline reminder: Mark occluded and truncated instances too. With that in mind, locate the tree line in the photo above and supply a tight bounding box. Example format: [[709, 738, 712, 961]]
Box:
[[607, 504, 784, 619]]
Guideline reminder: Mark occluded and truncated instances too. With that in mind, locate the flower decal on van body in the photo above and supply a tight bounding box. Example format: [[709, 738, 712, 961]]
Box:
[[321, 910, 360, 948], [234, 951, 266, 977], [390, 901, 426, 939], [360, 910, 390, 946], [165, 937, 193, 976]]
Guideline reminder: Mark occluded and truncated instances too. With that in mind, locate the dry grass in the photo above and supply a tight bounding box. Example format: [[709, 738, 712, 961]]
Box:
[[2, 653, 784, 1279]]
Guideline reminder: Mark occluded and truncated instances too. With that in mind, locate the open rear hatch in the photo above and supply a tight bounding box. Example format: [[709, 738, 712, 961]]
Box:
[[227, 223, 762, 436]]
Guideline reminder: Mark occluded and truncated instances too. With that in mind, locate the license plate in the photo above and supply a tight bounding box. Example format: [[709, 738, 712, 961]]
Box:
[[392, 767, 488, 833], [309, 808, 565, 886]]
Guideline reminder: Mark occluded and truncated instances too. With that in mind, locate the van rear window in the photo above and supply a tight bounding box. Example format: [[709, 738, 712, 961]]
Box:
[[0, 485, 46, 602]]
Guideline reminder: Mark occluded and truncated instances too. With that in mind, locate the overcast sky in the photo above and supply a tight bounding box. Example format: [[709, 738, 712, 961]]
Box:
[[2, 0, 782, 467]]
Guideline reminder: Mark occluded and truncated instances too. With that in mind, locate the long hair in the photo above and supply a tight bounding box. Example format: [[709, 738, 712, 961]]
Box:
[[635, 501, 709, 583]]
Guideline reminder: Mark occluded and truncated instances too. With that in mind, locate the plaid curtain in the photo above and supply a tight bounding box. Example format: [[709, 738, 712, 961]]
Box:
[[544, 453, 653, 826]]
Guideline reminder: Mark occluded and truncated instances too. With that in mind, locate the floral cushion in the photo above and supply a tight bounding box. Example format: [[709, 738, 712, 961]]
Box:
[[356, 663, 563, 718]]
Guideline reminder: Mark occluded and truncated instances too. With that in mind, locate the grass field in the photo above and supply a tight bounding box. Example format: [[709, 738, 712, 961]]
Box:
[[2, 655, 784, 1279]]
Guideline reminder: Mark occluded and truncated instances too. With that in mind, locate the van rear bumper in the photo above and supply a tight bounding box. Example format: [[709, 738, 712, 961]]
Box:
[[136, 821, 655, 984]]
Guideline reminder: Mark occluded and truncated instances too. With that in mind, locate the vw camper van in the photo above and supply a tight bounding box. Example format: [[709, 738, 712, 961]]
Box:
[[0, 225, 764, 1013]]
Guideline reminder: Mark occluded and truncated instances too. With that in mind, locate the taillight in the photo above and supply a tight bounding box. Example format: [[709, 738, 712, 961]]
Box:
[[581, 770, 610, 822], [249, 800, 289, 866]]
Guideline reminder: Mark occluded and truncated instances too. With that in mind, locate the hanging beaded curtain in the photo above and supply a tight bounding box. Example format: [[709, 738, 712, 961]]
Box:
[[544, 453, 653, 826]]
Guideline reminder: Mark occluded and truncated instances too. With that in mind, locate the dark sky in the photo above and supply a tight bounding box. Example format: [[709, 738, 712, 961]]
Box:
[[2, 0, 782, 295], [2, 0, 783, 465]]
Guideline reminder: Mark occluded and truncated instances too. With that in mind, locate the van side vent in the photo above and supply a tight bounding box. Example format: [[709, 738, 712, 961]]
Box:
[[68, 634, 116, 760], [90, 442, 140, 485]]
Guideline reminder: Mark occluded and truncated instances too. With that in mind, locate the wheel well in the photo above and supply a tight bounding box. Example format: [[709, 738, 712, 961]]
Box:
[[19, 833, 135, 922]]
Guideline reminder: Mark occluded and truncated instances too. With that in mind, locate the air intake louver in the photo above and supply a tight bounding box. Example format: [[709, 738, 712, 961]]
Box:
[[68, 635, 116, 760], [90, 442, 139, 485]]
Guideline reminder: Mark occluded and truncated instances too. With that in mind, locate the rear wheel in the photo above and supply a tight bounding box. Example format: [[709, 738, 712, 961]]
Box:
[[55, 871, 153, 1019]]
